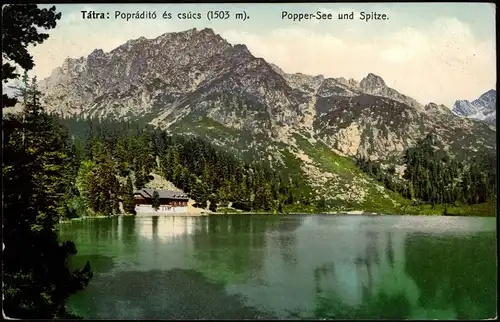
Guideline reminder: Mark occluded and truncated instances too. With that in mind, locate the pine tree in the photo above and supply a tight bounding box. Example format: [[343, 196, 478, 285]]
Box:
[[135, 167, 147, 190], [75, 160, 95, 209], [122, 176, 136, 214], [152, 190, 161, 211], [2, 79, 92, 319], [190, 181, 209, 209], [2, 4, 62, 107]]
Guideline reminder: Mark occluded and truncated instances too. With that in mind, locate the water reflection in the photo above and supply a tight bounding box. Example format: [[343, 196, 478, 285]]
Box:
[[309, 226, 420, 319], [190, 216, 274, 284], [307, 225, 416, 307], [387, 231, 395, 268], [59, 215, 496, 320], [68, 268, 276, 320], [137, 216, 195, 242], [269, 216, 302, 267], [404, 232, 497, 319], [304, 217, 496, 319]]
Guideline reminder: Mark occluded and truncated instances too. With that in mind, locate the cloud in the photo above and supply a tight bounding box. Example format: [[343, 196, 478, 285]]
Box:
[[221, 17, 495, 106]]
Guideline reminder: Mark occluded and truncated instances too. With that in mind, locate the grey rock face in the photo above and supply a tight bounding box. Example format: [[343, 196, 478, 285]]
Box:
[[38, 28, 495, 165], [359, 73, 422, 109], [452, 90, 496, 125], [424, 102, 452, 115]]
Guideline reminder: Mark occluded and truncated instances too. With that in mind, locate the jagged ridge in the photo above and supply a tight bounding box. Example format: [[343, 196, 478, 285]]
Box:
[[35, 28, 496, 205], [452, 89, 496, 125]]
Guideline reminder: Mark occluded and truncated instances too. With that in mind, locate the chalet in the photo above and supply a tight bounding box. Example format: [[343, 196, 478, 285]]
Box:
[[134, 188, 189, 214]]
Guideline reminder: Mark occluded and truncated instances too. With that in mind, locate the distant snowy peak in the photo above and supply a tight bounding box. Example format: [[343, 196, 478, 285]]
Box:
[[452, 90, 496, 125], [452, 100, 476, 117], [474, 89, 496, 109]]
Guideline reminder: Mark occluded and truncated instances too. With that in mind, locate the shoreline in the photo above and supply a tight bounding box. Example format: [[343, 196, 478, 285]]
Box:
[[210, 210, 381, 216], [58, 208, 494, 223], [59, 213, 136, 223], [58, 211, 211, 223], [58, 198, 495, 223]]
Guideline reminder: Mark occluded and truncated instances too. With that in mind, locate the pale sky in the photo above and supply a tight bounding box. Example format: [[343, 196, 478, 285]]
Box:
[[18, 3, 497, 107]]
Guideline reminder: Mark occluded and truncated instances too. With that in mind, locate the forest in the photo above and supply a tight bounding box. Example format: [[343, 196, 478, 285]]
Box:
[[2, 5, 93, 319], [7, 77, 497, 225], [3, 4, 496, 320], [3, 77, 93, 319], [356, 134, 496, 209], [57, 115, 314, 217], [4, 74, 496, 322], [54, 112, 498, 218]]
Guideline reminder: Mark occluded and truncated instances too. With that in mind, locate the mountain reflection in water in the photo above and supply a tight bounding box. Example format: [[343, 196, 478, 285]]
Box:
[[59, 215, 497, 320]]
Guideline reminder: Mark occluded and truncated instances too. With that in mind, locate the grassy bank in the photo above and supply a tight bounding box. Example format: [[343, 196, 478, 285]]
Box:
[[59, 200, 496, 222], [398, 200, 496, 217], [59, 212, 136, 224], [214, 200, 496, 217]]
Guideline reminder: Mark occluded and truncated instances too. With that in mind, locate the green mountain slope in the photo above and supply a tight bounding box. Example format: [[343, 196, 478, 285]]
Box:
[[169, 113, 407, 213]]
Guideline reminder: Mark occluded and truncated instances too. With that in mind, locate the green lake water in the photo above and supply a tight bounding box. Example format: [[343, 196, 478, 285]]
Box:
[[58, 215, 497, 319]]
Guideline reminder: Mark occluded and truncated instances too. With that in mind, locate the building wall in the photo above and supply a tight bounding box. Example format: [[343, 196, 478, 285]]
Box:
[[133, 196, 188, 207], [135, 204, 188, 214]]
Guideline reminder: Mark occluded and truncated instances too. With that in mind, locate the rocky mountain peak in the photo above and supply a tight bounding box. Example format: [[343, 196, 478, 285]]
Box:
[[174, 27, 215, 39], [153, 27, 226, 47], [336, 77, 348, 85], [60, 56, 85, 72], [452, 100, 475, 116], [269, 63, 285, 76], [89, 48, 105, 57], [360, 73, 387, 91], [476, 89, 496, 104], [452, 89, 496, 125], [348, 78, 360, 87], [233, 44, 251, 54], [228, 44, 255, 64], [424, 102, 451, 115], [35, 27, 495, 168], [200, 27, 215, 35], [358, 73, 421, 109]]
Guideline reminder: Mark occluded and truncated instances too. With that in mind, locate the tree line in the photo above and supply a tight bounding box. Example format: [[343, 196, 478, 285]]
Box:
[[2, 4, 93, 319], [356, 133, 496, 207], [3, 77, 92, 319], [57, 115, 317, 215], [3, 4, 495, 319]]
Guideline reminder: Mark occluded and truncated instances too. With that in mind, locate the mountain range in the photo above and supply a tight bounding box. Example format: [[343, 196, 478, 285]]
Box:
[[452, 90, 496, 125], [27, 28, 496, 207]]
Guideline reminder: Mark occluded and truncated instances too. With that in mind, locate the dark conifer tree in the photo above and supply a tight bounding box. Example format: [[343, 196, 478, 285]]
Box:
[[3, 78, 92, 319], [152, 190, 161, 211], [122, 176, 137, 214]]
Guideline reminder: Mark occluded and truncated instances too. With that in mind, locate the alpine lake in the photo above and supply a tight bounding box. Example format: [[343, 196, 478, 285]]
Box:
[[58, 214, 497, 320]]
